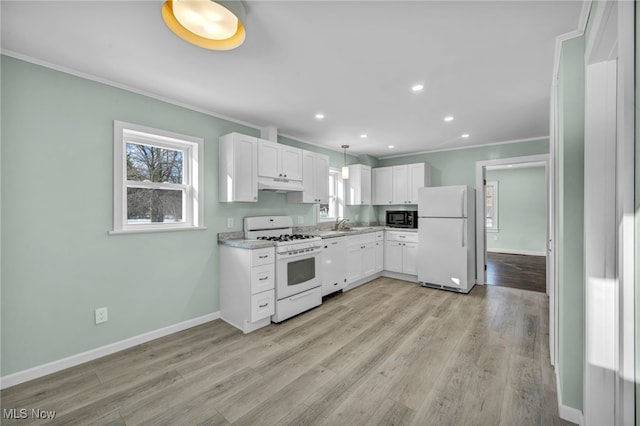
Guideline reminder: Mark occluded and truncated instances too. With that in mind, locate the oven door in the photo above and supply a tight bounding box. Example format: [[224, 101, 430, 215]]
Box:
[[276, 249, 321, 300]]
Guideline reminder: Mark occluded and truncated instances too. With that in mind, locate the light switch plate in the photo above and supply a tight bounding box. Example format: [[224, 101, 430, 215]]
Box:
[[227, 218, 234, 229]]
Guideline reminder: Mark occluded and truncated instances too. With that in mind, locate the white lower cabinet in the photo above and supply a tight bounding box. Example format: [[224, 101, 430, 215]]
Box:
[[374, 232, 384, 273], [220, 245, 275, 333], [346, 232, 381, 286], [384, 231, 419, 276]]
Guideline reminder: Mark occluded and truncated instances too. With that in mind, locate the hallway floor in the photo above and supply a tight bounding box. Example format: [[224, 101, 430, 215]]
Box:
[[486, 252, 547, 293]]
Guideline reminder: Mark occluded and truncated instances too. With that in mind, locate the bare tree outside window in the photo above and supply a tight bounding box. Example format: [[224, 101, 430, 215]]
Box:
[[126, 143, 184, 223]]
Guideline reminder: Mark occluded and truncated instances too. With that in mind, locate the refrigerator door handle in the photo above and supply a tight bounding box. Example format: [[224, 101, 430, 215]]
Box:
[[462, 221, 466, 247], [461, 188, 466, 217]]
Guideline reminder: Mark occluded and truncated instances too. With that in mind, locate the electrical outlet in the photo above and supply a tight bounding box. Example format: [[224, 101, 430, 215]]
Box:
[[95, 307, 108, 324], [298, 216, 304, 225], [227, 218, 234, 229], [493, 236, 498, 241]]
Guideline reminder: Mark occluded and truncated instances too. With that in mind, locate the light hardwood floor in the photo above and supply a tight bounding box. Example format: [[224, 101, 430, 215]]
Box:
[[1, 278, 571, 425]]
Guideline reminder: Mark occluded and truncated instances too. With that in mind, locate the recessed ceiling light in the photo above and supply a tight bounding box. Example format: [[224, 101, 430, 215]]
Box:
[[315, 113, 324, 120], [411, 84, 424, 92], [388, 145, 395, 149], [444, 116, 454, 122], [360, 134, 368, 138], [461, 133, 470, 138]]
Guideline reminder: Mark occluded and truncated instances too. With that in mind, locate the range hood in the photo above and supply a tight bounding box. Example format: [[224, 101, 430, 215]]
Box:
[[258, 176, 303, 192]]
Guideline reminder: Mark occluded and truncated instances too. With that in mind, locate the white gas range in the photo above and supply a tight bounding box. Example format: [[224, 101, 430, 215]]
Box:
[[244, 216, 323, 322]]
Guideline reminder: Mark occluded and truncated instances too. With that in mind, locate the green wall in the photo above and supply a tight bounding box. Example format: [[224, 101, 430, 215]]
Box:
[[485, 167, 546, 254], [0, 56, 358, 376], [557, 35, 585, 411]]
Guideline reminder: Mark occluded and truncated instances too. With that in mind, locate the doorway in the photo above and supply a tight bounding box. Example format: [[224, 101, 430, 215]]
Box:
[[483, 163, 547, 293]]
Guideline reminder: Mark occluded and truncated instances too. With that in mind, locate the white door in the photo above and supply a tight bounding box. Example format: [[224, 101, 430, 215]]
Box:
[[407, 163, 425, 204], [403, 242, 419, 275], [384, 241, 403, 273], [315, 154, 329, 204], [347, 243, 362, 283], [418, 186, 467, 218], [362, 243, 376, 277], [258, 139, 280, 178], [418, 218, 467, 289], [281, 145, 303, 180], [373, 167, 393, 205], [300, 151, 316, 203], [233, 135, 257, 202], [392, 165, 407, 204], [361, 165, 372, 204], [374, 241, 384, 272]]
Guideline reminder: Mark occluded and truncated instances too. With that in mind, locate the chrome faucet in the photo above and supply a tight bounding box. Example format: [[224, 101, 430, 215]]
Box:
[[334, 217, 348, 230]]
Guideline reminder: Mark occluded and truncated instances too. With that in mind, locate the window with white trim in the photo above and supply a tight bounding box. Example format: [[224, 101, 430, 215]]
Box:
[[112, 121, 204, 234], [485, 180, 499, 231], [318, 167, 344, 222]]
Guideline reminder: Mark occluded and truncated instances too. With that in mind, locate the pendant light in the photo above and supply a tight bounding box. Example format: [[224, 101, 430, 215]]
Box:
[[341, 145, 350, 180], [162, 0, 246, 51]]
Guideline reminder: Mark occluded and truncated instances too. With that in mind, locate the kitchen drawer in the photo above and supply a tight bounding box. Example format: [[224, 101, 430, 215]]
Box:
[[251, 248, 274, 266], [251, 289, 275, 322], [251, 264, 275, 294], [386, 231, 418, 243], [361, 232, 377, 244], [375, 231, 384, 241]]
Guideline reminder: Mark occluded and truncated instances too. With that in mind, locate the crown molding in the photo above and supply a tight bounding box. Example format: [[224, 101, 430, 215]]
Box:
[[377, 136, 549, 160]]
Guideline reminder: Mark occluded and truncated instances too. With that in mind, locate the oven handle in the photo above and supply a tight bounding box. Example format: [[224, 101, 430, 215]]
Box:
[[277, 247, 323, 260], [289, 291, 316, 301]]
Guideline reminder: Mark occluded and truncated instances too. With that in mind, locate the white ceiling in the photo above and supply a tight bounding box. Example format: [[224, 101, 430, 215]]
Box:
[[1, 1, 583, 158]]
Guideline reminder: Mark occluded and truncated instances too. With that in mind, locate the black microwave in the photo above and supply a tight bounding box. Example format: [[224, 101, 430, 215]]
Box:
[[386, 210, 418, 228]]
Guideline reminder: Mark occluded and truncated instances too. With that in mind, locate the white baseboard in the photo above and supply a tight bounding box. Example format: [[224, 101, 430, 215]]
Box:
[[487, 248, 546, 256], [0, 311, 220, 390], [555, 367, 584, 425]]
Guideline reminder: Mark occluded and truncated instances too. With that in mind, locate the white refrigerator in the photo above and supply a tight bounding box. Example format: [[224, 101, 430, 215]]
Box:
[[418, 185, 476, 293]]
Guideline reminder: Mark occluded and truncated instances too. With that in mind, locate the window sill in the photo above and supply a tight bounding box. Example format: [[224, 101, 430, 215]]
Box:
[[486, 228, 499, 233], [317, 218, 337, 223], [109, 226, 208, 236]]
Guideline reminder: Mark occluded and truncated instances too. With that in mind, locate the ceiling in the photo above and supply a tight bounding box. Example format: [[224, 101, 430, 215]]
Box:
[[1, 1, 583, 158]]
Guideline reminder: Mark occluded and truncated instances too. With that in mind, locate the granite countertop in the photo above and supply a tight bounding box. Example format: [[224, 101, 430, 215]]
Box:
[[218, 225, 387, 247]]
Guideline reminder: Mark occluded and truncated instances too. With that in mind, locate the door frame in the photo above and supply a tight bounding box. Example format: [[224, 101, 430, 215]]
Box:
[[475, 154, 550, 284], [582, 0, 635, 424]]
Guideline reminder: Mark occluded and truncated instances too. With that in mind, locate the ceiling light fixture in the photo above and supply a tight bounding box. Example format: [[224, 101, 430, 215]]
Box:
[[444, 116, 454, 122], [360, 134, 368, 138], [388, 145, 395, 149], [341, 145, 350, 180], [461, 133, 470, 138], [411, 84, 424, 92], [162, 0, 246, 50], [315, 113, 325, 120]]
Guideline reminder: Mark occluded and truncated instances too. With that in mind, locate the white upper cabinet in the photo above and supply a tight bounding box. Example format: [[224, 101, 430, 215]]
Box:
[[218, 132, 258, 202], [372, 162, 431, 205], [257, 139, 303, 181], [373, 166, 393, 205], [392, 165, 408, 204], [346, 164, 372, 205], [287, 150, 329, 204]]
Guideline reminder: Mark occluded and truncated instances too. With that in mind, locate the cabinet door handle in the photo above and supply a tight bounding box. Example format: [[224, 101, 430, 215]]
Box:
[[284, 174, 287, 178], [259, 276, 269, 281], [259, 302, 269, 308], [259, 255, 269, 259]]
